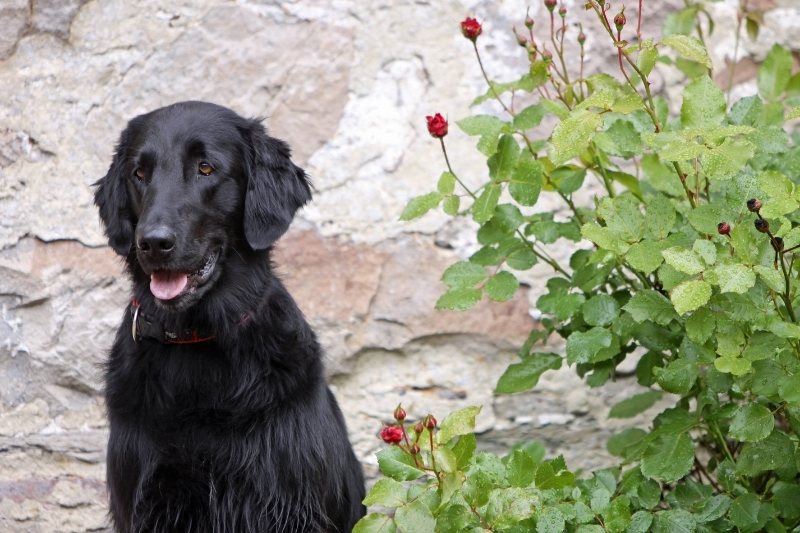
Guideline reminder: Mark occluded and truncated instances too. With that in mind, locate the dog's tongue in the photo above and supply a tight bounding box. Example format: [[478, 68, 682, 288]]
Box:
[[150, 271, 188, 300]]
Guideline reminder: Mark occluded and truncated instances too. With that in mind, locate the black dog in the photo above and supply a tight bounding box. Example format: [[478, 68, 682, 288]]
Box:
[[94, 101, 365, 532]]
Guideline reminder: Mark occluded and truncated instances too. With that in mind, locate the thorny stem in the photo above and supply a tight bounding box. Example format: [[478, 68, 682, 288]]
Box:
[[440, 139, 476, 200], [726, 0, 749, 105], [637, 0, 643, 42], [472, 41, 512, 115]]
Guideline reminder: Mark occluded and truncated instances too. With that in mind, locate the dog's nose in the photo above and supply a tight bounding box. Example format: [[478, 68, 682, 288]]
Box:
[[137, 226, 177, 256]]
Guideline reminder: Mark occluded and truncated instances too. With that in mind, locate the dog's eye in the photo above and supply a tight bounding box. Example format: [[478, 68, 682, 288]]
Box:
[[134, 168, 146, 181], [198, 162, 214, 176]]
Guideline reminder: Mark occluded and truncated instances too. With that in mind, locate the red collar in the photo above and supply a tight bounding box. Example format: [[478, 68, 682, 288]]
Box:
[[130, 299, 250, 345]]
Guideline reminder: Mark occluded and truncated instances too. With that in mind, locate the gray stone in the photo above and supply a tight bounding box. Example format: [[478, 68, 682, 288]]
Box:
[[0, 0, 29, 60]]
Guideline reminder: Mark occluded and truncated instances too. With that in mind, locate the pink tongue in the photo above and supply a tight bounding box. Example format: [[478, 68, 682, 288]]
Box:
[[150, 271, 188, 300]]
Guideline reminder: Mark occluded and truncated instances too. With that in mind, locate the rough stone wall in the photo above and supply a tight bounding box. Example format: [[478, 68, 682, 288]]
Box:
[[0, 0, 797, 531]]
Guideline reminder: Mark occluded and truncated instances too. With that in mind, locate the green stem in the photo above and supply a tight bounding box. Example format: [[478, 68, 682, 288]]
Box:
[[473, 41, 512, 115], [440, 139, 476, 200]]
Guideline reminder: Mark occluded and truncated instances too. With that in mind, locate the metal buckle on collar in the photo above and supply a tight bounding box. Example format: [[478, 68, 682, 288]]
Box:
[[131, 304, 140, 343]]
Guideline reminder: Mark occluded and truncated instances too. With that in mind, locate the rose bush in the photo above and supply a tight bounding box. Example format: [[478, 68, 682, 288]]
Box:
[[356, 1, 800, 531]]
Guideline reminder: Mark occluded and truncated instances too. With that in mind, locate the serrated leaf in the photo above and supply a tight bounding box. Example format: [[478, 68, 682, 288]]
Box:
[[652, 509, 697, 533], [437, 406, 481, 445], [737, 430, 794, 476], [662, 247, 705, 275], [435, 288, 482, 311], [472, 184, 501, 223], [581, 223, 630, 255], [628, 511, 653, 533], [394, 498, 435, 533], [641, 432, 694, 483], [626, 241, 665, 274], [662, 34, 711, 68], [437, 171, 456, 194], [701, 137, 756, 180], [728, 493, 762, 531], [537, 506, 566, 533], [457, 115, 506, 137], [607, 428, 648, 459], [566, 327, 613, 365], [442, 261, 486, 288], [609, 390, 663, 418], [714, 355, 752, 376], [377, 447, 425, 481], [582, 294, 620, 327], [509, 159, 542, 206], [514, 104, 545, 130], [488, 134, 520, 182], [758, 44, 792, 101], [623, 290, 676, 325], [442, 195, 460, 216], [485, 271, 519, 302], [714, 264, 755, 294], [399, 192, 442, 221], [548, 109, 603, 165], [681, 75, 725, 129], [363, 478, 407, 507], [729, 403, 774, 442], [656, 359, 698, 395], [506, 449, 536, 488], [353, 513, 396, 533], [670, 279, 711, 315], [496, 353, 562, 394]]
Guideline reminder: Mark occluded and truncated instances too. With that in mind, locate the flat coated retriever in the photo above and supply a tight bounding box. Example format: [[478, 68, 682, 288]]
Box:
[[93, 101, 365, 532]]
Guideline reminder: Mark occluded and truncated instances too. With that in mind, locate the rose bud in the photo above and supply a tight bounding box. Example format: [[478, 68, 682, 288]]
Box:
[[460, 17, 482, 42], [578, 31, 586, 45], [542, 49, 553, 62], [717, 222, 731, 236], [513, 27, 528, 47], [525, 12, 534, 29], [393, 404, 407, 422], [379, 425, 404, 444], [414, 422, 424, 435], [559, 5, 567, 17], [614, 10, 626, 32], [747, 198, 762, 212], [755, 218, 770, 233], [410, 444, 420, 455], [772, 237, 784, 252], [424, 414, 437, 430], [426, 113, 448, 138], [544, 0, 557, 12]]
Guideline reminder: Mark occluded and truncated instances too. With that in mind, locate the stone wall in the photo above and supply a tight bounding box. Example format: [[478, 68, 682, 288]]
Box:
[[0, 0, 797, 531]]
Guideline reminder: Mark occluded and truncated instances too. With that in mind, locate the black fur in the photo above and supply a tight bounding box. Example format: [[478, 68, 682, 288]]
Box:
[[94, 101, 365, 532]]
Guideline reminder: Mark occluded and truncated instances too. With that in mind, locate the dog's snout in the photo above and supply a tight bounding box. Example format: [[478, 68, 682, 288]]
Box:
[[137, 225, 177, 256]]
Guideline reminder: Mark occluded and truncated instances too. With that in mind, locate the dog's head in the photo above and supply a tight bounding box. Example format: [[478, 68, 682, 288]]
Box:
[[94, 101, 311, 310]]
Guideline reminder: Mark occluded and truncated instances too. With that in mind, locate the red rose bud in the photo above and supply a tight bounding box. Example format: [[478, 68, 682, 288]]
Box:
[[414, 422, 424, 435], [410, 444, 420, 455], [460, 17, 482, 41], [380, 425, 404, 444], [559, 5, 567, 17], [755, 218, 770, 233], [614, 10, 626, 32], [513, 27, 528, 47], [578, 31, 586, 45], [426, 113, 448, 138], [747, 198, 762, 212], [544, 0, 557, 12], [393, 405, 407, 422], [542, 49, 553, 62], [424, 414, 437, 430], [717, 222, 731, 236]]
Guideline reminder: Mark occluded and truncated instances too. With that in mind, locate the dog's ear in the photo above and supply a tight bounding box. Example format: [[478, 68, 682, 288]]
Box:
[[93, 127, 135, 256], [240, 120, 312, 251]]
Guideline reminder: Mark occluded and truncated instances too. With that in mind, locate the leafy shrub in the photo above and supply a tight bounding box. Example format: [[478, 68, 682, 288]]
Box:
[[356, 2, 800, 531]]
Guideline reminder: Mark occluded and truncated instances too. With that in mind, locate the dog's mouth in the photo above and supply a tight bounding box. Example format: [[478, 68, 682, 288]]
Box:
[[149, 250, 220, 302]]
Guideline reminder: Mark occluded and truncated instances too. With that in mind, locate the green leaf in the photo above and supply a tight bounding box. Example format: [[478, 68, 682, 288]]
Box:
[[377, 447, 425, 481], [714, 264, 756, 294], [496, 353, 562, 394], [652, 509, 697, 533], [442, 261, 486, 289], [692, 239, 716, 266], [594, 120, 643, 158], [778, 374, 800, 403], [442, 195, 460, 216], [535, 457, 575, 489], [394, 498, 435, 533], [437, 406, 481, 445], [514, 104, 545, 130], [656, 359, 698, 395], [488, 134, 520, 182], [609, 391, 663, 418], [363, 479, 407, 507], [548, 109, 603, 165], [484, 487, 537, 529], [628, 511, 653, 533], [603, 496, 632, 533], [472, 184, 501, 223], [437, 171, 456, 194], [729, 403, 774, 442], [623, 290, 678, 326], [457, 115, 506, 137], [662, 34, 712, 68], [353, 513, 396, 533], [537, 279, 585, 320], [537, 506, 566, 533], [452, 434, 477, 468], [509, 159, 542, 206], [754, 264, 784, 292], [696, 495, 731, 523], [626, 241, 665, 274], [485, 271, 519, 302], [662, 247, 705, 275], [728, 493, 762, 531], [581, 223, 630, 255], [680, 75, 726, 129], [435, 288, 482, 311], [685, 308, 715, 343], [506, 449, 536, 488], [736, 430, 794, 476], [566, 327, 614, 365], [582, 294, 620, 327], [701, 137, 756, 180], [714, 355, 752, 376], [399, 192, 442, 221], [670, 279, 711, 315], [641, 432, 694, 483], [758, 44, 793, 101], [607, 428, 648, 459], [433, 447, 458, 474]]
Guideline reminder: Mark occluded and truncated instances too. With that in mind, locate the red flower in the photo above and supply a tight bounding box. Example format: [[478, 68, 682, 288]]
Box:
[[460, 17, 482, 41], [380, 425, 404, 444], [426, 113, 448, 138]]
